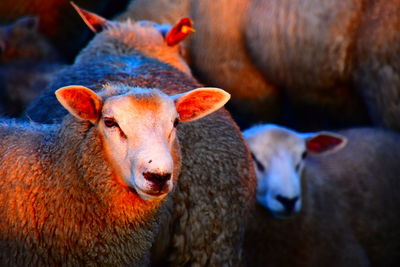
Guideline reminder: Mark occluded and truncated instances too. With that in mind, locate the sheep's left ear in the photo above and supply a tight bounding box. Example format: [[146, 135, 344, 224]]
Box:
[[165, 18, 195, 46], [71, 2, 112, 33], [55, 85, 102, 123], [172, 87, 230, 122], [304, 132, 348, 154]]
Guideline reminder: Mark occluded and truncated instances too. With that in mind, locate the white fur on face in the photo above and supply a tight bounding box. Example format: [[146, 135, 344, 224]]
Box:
[[98, 88, 178, 200], [244, 125, 305, 218]]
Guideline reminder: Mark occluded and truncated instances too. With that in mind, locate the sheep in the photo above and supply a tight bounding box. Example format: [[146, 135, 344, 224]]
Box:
[[242, 124, 400, 267], [0, 83, 229, 266], [0, 16, 65, 116], [0, 0, 130, 60], [25, 4, 257, 266], [119, 0, 400, 131], [243, 0, 400, 130]]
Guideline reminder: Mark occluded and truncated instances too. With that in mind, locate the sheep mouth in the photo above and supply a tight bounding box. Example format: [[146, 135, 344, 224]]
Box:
[[132, 184, 169, 201], [270, 210, 299, 220]]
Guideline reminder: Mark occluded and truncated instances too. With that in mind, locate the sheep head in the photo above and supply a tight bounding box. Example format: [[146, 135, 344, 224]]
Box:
[[0, 16, 45, 63], [56, 85, 230, 200], [71, 2, 194, 74], [243, 124, 347, 219]]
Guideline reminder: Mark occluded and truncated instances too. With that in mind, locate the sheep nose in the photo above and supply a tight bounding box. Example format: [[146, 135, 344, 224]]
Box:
[[275, 195, 299, 213], [143, 172, 172, 188]]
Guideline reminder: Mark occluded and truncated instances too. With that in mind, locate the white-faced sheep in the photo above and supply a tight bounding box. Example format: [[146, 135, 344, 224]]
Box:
[[119, 0, 400, 131], [243, 124, 400, 267], [25, 4, 257, 266], [0, 83, 229, 266], [0, 16, 64, 116]]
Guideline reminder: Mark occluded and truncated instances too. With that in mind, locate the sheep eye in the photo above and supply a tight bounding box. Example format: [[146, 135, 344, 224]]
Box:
[[104, 117, 119, 128], [251, 152, 265, 172], [295, 163, 301, 172], [173, 118, 179, 128], [301, 151, 308, 159]]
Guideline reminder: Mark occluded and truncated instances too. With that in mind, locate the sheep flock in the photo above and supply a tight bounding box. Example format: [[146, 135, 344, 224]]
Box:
[[0, 0, 400, 266]]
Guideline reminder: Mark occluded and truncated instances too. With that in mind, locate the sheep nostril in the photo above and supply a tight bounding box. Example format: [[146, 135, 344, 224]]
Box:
[[142, 172, 172, 186], [275, 195, 299, 212]]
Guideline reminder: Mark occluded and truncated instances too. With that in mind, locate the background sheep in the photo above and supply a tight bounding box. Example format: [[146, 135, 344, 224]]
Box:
[[0, 84, 228, 265], [25, 5, 256, 266], [117, 0, 280, 129], [243, 124, 400, 266], [245, 0, 400, 131], [119, 0, 400, 131], [0, 0, 130, 60], [0, 16, 65, 116]]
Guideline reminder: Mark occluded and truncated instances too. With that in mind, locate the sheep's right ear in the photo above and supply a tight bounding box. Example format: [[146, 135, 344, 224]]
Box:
[[13, 16, 39, 32], [304, 132, 348, 155], [172, 87, 230, 122], [55, 85, 102, 123], [70, 2, 111, 33]]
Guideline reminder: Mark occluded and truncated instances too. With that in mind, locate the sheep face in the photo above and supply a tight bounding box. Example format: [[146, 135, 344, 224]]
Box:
[[244, 124, 347, 219], [98, 88, 179, 200], [244, 125, 305, 218], [56, 85, 230, 201]]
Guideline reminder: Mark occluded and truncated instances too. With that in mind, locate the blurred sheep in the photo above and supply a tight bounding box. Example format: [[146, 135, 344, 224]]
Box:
[[120, 0, 400, 131], [243, 124, 400, 266], [0, 16, 64, 116]]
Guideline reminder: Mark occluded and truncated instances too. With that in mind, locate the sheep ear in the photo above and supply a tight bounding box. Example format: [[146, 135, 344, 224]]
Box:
[[55, 85, 102, 123], [70, 2, 111, 33], [172, 87, 230, 122], [304, 132, 348, 154], [14, 16, 39, 32], [165, 18, 195, 46]]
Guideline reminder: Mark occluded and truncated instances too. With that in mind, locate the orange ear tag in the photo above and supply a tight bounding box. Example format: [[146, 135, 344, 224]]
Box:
[[165, 17, 195, 46]]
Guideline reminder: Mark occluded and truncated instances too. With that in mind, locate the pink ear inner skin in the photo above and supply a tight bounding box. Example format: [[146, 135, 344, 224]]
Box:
[[85, 15, 105, 32], [61, 89, 99, 121], [306, 135, 343, 153], [176, 91, 222, 121]]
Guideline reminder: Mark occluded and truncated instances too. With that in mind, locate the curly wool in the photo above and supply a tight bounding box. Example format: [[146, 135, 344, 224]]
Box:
[[0, 116, 164, 266]]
